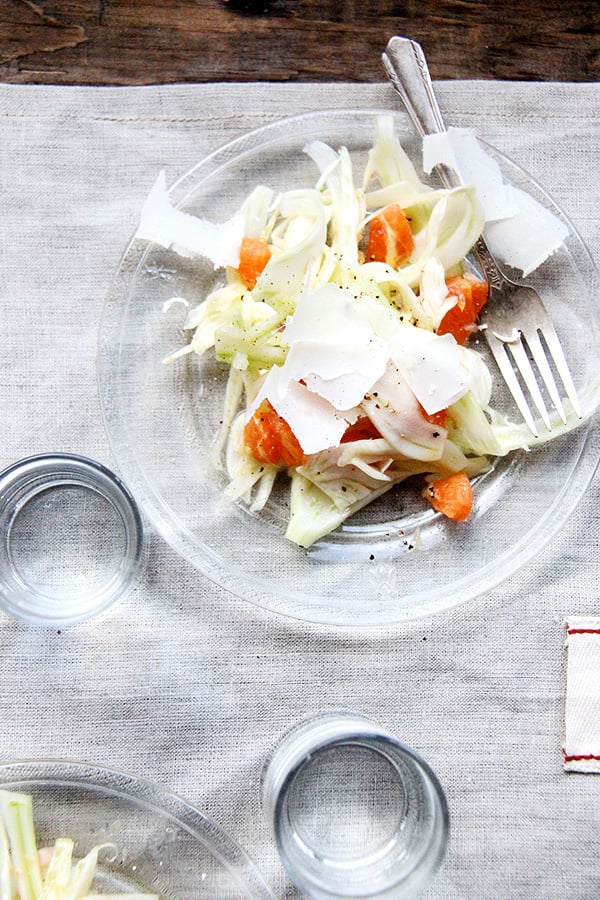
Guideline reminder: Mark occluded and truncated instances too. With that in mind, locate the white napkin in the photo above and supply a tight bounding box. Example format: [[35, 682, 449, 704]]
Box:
[[564, 617, 600, 773]]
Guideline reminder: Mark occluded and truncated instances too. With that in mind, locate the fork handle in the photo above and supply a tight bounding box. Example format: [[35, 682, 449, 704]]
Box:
[[382, 36, 461, 190], [383, 35, 506, 287]]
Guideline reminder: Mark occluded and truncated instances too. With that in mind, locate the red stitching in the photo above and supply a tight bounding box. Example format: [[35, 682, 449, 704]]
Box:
[[566, 628, 600, 635], [563, 752, 600, 762]]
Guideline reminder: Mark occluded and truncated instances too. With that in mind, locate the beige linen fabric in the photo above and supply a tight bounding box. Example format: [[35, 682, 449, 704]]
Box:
[[0, 81, 599, 897]]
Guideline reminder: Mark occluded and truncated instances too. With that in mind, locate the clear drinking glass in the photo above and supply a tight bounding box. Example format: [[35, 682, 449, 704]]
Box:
[[261, 712, 449, 898], [0, 453, 144, 625]]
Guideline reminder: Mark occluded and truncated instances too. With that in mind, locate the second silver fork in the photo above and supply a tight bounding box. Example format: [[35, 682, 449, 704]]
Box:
[[382, 35, 581, 437]]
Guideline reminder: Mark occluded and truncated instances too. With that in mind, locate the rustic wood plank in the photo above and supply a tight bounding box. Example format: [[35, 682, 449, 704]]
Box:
[[0, 0, 598, 84], [0, 0, 86, 66]]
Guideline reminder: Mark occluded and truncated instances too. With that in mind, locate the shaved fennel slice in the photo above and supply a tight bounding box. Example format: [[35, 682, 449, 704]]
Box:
[[423, 187, 485, 274], [448, 392, 504, 458], [361, 364, 447, 462], [286, 470, 398, 548], [0, 813, 14, 897], [211, 366, 247, 470], [356, 262, 423, 322], [363, 115, 428, 192], [40, 838, 74, 895], [241, 184, 277, 240], [224, 414, 278, 509], [69, 842, 114, 897], [399, 186, 484, 286], [162, 281, 249, 365], [299, 434, 470, 501], [304, 141, 364, 264], [364, 181, 437, 211], [418, 257, 458, 331], [0, 789, 159, 900], [296, 444, 416, 512], [0, 790, 43, 899], [252, 189, 328, 315]]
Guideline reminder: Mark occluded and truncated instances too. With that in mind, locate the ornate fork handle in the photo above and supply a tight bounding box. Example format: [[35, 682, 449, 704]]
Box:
[[473, 237, 506, 293], [382, 37, 506, 293], [381, 37, 446, 140]]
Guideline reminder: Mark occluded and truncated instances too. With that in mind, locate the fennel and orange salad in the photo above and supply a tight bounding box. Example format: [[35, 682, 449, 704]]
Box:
[[135, 117, 592, 548]]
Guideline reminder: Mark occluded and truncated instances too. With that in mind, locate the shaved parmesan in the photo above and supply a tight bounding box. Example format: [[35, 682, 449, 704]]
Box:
[[422, 128, 569, 275], [352, 296, 474, 415], [390, 328, 470, 415], [250, 285, 389, 453], [484, 186, 569, 276], [136, 171, 244, 268], [273, 381, 349, 454], [423, 128, 518, 222], [284, 285, 388, 407], [271, 284, 388, 416]]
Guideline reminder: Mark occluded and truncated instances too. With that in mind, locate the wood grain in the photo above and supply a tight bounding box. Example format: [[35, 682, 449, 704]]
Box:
[[0, 0, 598, 84], [0, 0, 86, 66]]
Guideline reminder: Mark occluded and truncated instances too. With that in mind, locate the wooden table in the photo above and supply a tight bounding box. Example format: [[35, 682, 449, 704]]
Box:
[[1, 0, 598, 84]]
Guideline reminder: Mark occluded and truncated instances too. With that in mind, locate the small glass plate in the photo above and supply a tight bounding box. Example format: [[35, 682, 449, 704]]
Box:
[[98, 109, 600, 626], [0, 760, 274, 898]]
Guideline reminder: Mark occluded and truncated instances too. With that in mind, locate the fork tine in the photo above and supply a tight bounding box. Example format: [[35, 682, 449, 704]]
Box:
[[538, 325, 582, 419], [523, 328, 568, 424], [507, 338, 552, 432], [484, 332, 539, 437]]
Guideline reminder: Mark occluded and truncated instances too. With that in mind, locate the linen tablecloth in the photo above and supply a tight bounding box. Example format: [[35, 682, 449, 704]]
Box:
[[1, 80, 599, 898]]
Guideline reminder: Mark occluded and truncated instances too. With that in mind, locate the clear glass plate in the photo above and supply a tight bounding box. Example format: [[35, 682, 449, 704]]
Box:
[[98, 109, 600, 626], [0, 760, 273, 899]]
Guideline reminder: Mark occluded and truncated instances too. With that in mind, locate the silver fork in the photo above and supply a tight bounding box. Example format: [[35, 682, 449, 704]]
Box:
[[382, 35, 581, 437]]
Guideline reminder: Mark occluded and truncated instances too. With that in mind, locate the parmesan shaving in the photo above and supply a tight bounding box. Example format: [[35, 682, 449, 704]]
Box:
[[422, 128, 569, 275], [136, 171, 244, 268], [423, 128, 518, 222], [484, 186, 570, 276]]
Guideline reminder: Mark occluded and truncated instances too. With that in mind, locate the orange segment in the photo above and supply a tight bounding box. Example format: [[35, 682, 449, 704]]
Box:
[[366, 204, 414, 268], [243, 399, 306, 467], [237, 237, 272, 289], [437, 273, 489, 345], [424, 472, 473, 522], [418, 404, 448, 430], [340, 417, 381, 443]]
